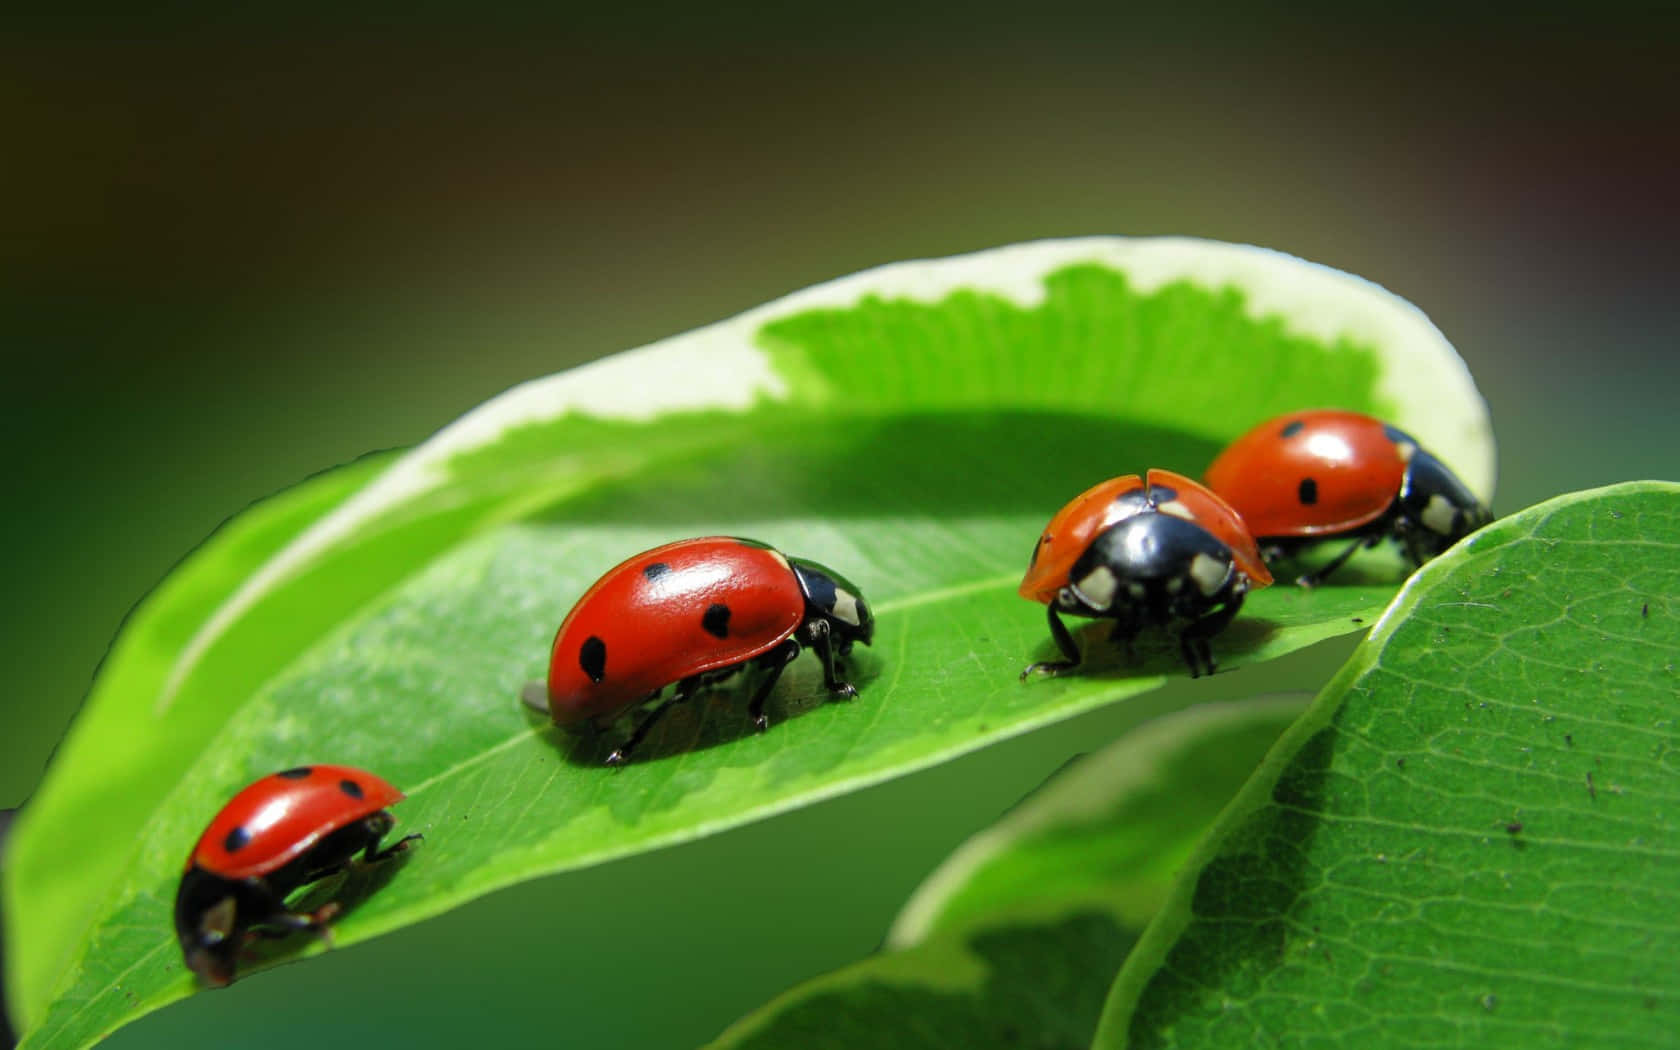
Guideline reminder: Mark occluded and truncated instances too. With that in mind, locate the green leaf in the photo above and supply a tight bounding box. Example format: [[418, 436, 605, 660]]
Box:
[[3, 238, 1491, 1050], [1096, 481, 1680, 1050], [1, 451, 394, 1033], [886, 695, 1312, 949], [706, 698, 1307, 1050]]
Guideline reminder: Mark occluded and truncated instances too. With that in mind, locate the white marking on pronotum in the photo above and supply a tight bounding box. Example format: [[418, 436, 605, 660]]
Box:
[[1157, 499, 1195, 521], [816, 237, 1493, 498], [156, 236, 1491, 711], [830, 589, 862, 627], [1421, 494, 1460, 536], [1189, 553, 1231, 596], [1072, 566, 1119, 611]]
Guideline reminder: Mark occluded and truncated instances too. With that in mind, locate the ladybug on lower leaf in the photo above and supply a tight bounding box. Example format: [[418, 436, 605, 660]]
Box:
[[1020, 469, 1272, 679], [535, 537, 874, 764], [1203, 409, 1492, 585], [174, 765, 419, 986]]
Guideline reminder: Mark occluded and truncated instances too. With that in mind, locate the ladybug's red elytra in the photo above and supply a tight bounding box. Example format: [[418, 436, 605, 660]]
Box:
[[1020, 469, 1271, 679], [541, 536, 874, 764], [174, 765, 418, 986], [1204, 409, 1492, 585]]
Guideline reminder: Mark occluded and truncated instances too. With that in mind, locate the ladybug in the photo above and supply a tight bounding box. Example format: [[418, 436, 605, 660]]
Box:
[[174, 764, 418, 986], [541, 537, 874, 764], [1203, 409, 1492, 585], [1020, 469, 1271, 679]]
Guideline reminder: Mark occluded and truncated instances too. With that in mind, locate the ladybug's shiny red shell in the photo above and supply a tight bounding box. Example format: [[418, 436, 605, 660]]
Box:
[[546, 537, 809, 724], [1204, 410, 1412, 538], [187, 765, 404, 880], [1021, 469, 1271, 603]]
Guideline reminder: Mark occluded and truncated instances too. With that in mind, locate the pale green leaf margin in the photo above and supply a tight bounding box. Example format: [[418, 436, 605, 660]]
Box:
[[708, 696, 1311, 1050], [885, 694, 1313, 950]]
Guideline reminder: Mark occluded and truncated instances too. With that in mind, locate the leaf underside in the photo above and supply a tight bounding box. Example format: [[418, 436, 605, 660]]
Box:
[[708, 698, 1308, 1050]]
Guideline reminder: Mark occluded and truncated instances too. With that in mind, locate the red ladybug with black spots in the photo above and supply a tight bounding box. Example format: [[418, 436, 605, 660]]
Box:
[[174, 764, 418, 986], [1020, 469, 1271, 679], [1204, 410, 1492, 585], [539, 537, 874, 764]]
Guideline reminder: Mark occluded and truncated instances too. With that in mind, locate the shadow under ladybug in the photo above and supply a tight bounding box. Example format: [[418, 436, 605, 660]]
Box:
[[1022, 608, 1281, 681], [533, 646, 884, 767]]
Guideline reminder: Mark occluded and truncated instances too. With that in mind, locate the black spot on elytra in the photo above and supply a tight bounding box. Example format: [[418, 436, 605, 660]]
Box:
[[223, 826, 251, 853], [642, 562, 670, 580], [277, 766, 313, 780], [339, 779, 364, 800], [1281, 419, 1306, 438], [1298, 478, 1319, 505], [702, 603, 732, 639], [580, 636, 607, 683]]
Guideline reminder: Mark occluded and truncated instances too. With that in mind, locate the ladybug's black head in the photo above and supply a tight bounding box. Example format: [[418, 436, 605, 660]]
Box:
[[789, 558, 874, 649], [175, 866, 241, 987], [1398, 449, 1493, 561]]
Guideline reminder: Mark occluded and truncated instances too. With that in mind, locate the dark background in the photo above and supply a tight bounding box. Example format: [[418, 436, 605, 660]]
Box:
[[3, 6, 1676, 1047]]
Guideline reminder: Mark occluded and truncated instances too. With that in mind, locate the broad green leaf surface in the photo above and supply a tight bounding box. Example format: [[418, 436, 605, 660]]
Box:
[[1, 452, 395, 1031], [707, 698, 1305, 1050], [4, 238, 1492, 1050], [1096, 482, 1680, 1049], [887, 696, 1310, 949]]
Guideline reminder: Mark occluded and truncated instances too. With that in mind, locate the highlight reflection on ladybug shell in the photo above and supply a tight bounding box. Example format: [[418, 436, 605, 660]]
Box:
[[187, 765, 405, 880], [545, 538, 808, 724]]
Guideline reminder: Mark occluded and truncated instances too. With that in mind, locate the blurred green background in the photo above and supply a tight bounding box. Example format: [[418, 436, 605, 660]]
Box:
[[3, 6, 1676, 1047]]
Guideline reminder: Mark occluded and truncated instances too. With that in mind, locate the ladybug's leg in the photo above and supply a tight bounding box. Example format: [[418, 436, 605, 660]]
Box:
[[1178, 592, 1245, 678], [607, 677, 700, 765], [1021, 606, 1082, 679], [256, 902, 344, 940], [365, 833, 423, 864], [1296, 534, 1379, 588], [1395, 519, 1450, 569], [236, 874, 344, 953], [585, 691, 660, 740], [292, 813, 400, 884], [746, 639, 802, 730], [336, 811, 422, 867], [799, 618, 858, 699]]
